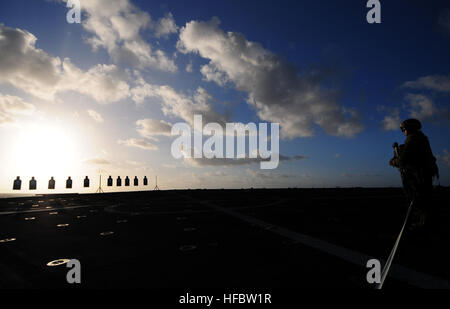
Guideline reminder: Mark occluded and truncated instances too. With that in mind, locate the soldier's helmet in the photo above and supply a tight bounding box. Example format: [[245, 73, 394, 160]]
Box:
[[400, 119, 422, 133]]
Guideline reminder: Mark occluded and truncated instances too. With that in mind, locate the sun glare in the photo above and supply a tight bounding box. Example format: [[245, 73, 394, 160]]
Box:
[[11, 123, 80, 180]]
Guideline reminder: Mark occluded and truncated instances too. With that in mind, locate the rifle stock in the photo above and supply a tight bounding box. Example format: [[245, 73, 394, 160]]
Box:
[[393, 142, 399, 159]]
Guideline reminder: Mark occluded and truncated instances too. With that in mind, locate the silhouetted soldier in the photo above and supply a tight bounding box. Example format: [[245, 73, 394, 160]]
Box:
[[48, 177, 56, 190], [29, 177, 37, 190], [125, 176, 130, 187], [134, 176, 139, 186], [84, 176, 90, 188], [143, 176, 148, 186], [389, 119, 439, 230], [107, 176, 113, 187], [117, 176, 122, 187], [66, 177, 73, 189], [13, 177, 22, 190]]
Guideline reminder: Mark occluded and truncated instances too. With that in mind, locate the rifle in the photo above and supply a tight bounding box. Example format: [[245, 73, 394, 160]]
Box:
[[377, 142, 412, 289], [393, 142, 399, 158], [390, 142, 400, 168]]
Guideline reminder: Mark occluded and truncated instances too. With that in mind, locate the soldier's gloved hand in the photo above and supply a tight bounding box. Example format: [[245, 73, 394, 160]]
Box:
[[389, 157, 398, 167]]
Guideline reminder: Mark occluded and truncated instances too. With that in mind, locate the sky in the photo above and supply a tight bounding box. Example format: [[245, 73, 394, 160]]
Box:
[[0, 0, 449, 193]]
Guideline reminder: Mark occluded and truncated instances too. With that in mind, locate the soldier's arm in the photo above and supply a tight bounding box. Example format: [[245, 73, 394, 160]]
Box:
[[398, 142, 410, 168], [389, 157, 399, 167]]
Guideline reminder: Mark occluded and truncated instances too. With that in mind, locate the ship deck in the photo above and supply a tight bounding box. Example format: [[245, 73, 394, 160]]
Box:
[[1, 188, 449, 288]]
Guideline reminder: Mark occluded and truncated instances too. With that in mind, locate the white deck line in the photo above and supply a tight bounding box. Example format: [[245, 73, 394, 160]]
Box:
[[181, 194, 450, 289]]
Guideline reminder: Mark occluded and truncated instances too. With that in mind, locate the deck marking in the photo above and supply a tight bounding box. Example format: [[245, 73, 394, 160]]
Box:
[[0, 205, 96, 216], [376, 201, 413, 289], [179, 194, 450, 289]]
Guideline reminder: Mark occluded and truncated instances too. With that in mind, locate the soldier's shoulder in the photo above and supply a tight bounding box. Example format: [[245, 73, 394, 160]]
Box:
[[417, 131, 430, 143], [406, 131, 427, 143]]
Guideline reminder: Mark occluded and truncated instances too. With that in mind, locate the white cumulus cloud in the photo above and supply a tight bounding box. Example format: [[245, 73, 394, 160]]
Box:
[[184, 154, 307, 168], [61, 60, 130, 104], [0, 24, 62, 100], [74, 0, 177, 72], [440, 149, 450, 167], [87, 109, 104, 123], [403, 75, 450, 93], [0, 92, 35, 124], [131, 76, 226, 125], [0, 24, 131, 104], [155, 13, 178, 38], [136, 119, 172, 138], [405, 93, 436, 121], [380, 108, 401, 131], [118, 138, 158, 150], [177, 18, 364, 139]]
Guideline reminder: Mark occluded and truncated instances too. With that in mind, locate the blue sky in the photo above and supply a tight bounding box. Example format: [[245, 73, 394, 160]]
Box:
[[0, 0, 449, 192]]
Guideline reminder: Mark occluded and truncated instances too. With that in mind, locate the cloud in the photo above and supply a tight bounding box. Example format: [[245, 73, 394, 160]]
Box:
[[405, 93, 436, 121], [87, 109, 104, 123], [126, 160, 145, 166], [184, 154, 307, 167], [0, 24, 131, 103], [74, 0, 177, 72], [130, 73, 158, 104], [186, 61, 193, 73], [379, 91, 450, 129], [130, 73, 226, 126], [131, 77, 226, 125], [136, 118, 172, 138], [158, 86, 226, 125], [0, 23, 61, 100], [155, 13, 178, 38], [245, 169, 297, 180], [381, 108, 401, 131], [284, 155, 309, 161], [118, 138, 158, 150], [177, 18, 364, 139], [0, 92, 35, 124], [60, 60, 130, 104], [200, 63, 228, 86], [439, 8, 450, 35], [403, 75, 450, 93], [439, 150, 450, 167], [125, 160, 153, 171], [83, 158, 111, 165], [204, 171, 228, 177]]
